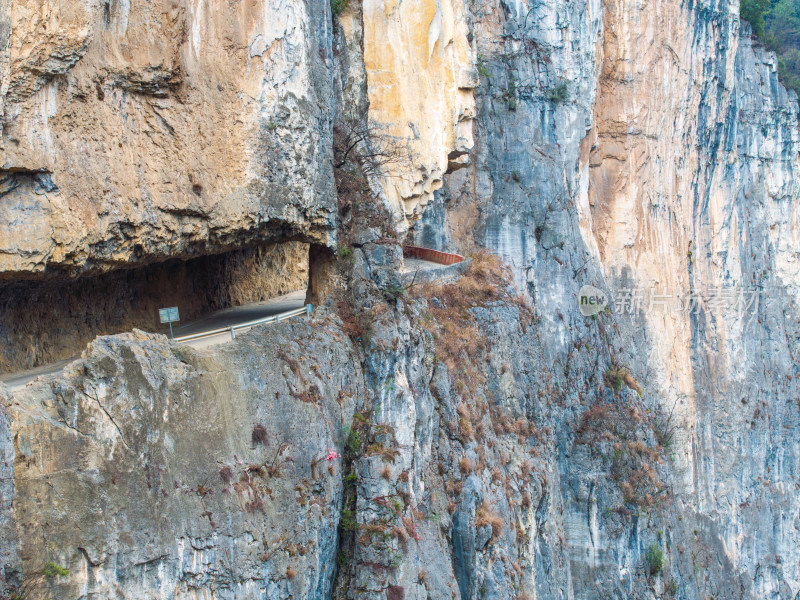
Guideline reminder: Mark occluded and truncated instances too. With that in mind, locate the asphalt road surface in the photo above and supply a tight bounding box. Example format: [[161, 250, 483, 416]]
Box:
[[0, 290, 307, 391], [1, 257, 453, 392]]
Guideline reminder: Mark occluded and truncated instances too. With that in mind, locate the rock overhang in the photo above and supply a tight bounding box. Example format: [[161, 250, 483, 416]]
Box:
[[0, 0, 338, 281]]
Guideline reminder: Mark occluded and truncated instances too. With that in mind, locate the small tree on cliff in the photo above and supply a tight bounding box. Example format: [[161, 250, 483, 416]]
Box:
[[332, 120, 410, 179]]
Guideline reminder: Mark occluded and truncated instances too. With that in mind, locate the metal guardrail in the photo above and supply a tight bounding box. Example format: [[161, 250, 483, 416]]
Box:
[[174, 304, 313, 343]]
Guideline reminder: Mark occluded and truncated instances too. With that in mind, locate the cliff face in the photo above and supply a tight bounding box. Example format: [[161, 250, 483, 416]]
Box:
[[0, 324, 361, 599], [362, 0, 476, 221], [416, 0, 800, 596], [586, 5, 800, 597], [1, 0, 800, 599], [0, 0, 335, 279]]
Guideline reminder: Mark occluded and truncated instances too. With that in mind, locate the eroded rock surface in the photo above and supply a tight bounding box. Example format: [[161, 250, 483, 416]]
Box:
[[1, 322, 362, 599], [0, 0, 336, 278], [1, 0, 800, 598], [362, 0, 477, 221]]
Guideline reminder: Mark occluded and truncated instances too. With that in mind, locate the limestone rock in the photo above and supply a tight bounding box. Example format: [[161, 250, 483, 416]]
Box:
[[0, 0, 336, 278], [362, 0, 476, 223], [2, 322, 361, 599]]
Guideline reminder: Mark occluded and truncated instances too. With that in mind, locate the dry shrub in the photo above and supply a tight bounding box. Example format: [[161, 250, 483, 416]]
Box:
[[386, 586, 405, 600], [447, 501, 459, 514], [411, 251, 512, 396], [286, 566, 297, 579], [336, 296, 366, 341], [362, 522, 389, 535], [392, 525, 409, 546], [493, 419, 505, 436], [366, 442, 400, 463], [459, 456, 474, 475], [475, 501, 504, 543], [513, 418, 529, 436], [515, 527, 526, 545], [511, 561, 523, 577], [219, 465, 234, 483], [381, 466, 392, 480], [289, 384, 321, 404], [245, 495, 265, 513], [252, 424, 268, 446], [459, 418, 475, 440], [576, 402, 666, 509], [398, 490, 412, 507], [493, 409, 514, 435], [276, 349, 302, 377], [336, 390, 351, 406], [603, 365, 642, 395], [457, 402, 470, 419], [360, 521, 391, 546]]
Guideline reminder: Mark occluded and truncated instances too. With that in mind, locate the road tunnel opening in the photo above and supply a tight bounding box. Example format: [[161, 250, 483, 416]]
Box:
[[0, 241, 309, 374]]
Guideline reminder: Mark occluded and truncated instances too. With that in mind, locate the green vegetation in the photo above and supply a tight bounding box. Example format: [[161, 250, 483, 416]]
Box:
[[382, 284, 404, 301], [741, 0, 773, 37], [603, 365, 642, 396], [42, 561, 69, 579], [340, 509, 359, 531], [344, 427, 361, 456], [741, 0, 800, 101], [330, 0, 349, 16], [547, 80, 569, 104], [604, 367, 625, 393], [503, 78, 518, 110], [646, 543, 665, 576], [477, 54, 491, 78]]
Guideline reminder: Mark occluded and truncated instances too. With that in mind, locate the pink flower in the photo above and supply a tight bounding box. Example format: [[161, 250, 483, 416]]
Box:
[[325, 449, 341, 461]]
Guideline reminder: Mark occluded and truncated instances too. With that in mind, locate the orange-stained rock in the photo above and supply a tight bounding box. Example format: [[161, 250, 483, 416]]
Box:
[[362, 0, 476, 223], [0, 0, 336, 279]]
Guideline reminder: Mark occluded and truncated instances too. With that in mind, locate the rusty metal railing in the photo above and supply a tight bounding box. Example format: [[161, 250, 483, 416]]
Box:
[[402, 245, 464, 265]]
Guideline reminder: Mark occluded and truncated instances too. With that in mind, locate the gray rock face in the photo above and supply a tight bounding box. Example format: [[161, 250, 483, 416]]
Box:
[[415, 0, 800, 599], [2, 0, 800, 599], [1, 323, 362, 599]]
